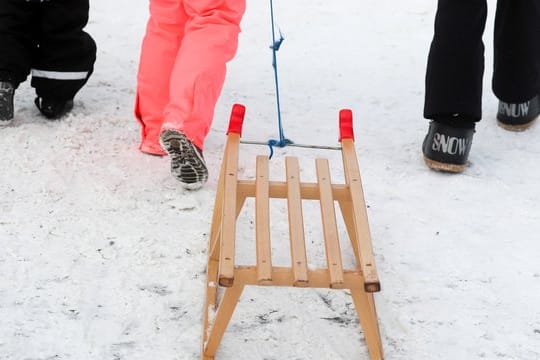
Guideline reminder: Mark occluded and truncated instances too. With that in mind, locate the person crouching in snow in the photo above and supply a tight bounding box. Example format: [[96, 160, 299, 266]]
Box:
[[135, 0, 246, 190], [0, 0, 96, 124]]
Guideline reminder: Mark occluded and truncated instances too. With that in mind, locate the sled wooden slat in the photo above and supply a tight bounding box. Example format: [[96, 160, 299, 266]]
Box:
[[255, 155, 272, 284], [234, 266, 363, 288], [201, 105, 384, 360], [285, 157, 309, 287], [237, 180, 351, 200], [315, 158, 344, 287]]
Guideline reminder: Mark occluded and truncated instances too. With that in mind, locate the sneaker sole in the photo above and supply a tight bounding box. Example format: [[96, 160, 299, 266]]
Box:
[[160, 132, 208, 190], [423, 156, 466, 173], [0, 119, 13, 126], [497, 116, 538, 132]]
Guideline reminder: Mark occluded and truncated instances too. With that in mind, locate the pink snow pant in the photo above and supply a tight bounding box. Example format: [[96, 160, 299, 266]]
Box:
[[135, 0, 246, 155]]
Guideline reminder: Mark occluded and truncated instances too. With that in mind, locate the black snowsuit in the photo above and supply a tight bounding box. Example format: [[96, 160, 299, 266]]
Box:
[[424, 0, 540, 121], [0, 0, 96, 102]]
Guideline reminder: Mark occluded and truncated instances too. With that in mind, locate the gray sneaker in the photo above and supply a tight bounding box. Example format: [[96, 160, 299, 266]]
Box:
[[160, 129, 208, 190], [0, 81, 15, 125]]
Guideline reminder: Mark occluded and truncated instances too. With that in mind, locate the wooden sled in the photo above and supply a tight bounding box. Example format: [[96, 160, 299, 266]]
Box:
[[201, 104, 383, 359]]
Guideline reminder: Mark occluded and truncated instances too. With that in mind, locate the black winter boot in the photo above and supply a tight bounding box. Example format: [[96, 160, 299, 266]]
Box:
[[35, 97, 74, 120], [0, 81, 15, 125], [497, 95, 540, 131], [422, 119, 475, 173]]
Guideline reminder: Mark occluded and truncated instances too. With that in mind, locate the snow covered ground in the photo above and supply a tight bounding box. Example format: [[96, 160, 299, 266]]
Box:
[[1, 0, 540, 359]]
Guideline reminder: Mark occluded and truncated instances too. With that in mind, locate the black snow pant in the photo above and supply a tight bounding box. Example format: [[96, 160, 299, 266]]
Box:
[[424, 0, 540, 121], [0, 0, 96, 101]]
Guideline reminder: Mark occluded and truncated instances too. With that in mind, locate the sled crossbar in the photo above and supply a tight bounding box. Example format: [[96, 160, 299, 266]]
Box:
[[240, 139, 343, 151], [201, 104, 384, 359]]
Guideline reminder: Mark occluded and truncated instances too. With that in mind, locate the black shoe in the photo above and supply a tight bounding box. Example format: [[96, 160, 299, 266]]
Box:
[[34, 96, 74, 119], [422, 120, 475, 173], [0, 81, 15, 125], [497, 95, 540, 131], [160, 129, 208, 190]]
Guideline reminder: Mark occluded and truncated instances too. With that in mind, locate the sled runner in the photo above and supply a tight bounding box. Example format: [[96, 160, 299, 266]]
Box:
[[201, 104, 384, 359]]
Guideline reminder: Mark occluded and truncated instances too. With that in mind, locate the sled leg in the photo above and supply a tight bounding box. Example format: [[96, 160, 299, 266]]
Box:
[[203, 284, 245, 359], [338, 200, 361, 265], [350, 288, 384, 360], [203, 155, 227, 357]]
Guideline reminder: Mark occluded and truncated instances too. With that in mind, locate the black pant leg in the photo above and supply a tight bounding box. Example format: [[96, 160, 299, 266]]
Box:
[[424, 0, 488, 121], [31, 0, 97, 101], [0, 0, 37, 87], [492, 0, 540, 102]]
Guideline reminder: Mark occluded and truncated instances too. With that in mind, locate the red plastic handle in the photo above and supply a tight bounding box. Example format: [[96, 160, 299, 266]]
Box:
[[339, 109, 354, 141], [227, 104, 246, 136]]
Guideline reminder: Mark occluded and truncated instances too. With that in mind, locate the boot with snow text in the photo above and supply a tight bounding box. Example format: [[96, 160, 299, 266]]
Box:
[[497, 95, 540, 131], [422, 119, 475, 173]]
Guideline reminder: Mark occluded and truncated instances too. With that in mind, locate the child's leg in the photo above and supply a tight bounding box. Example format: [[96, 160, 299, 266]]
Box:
[[31, 0, 96, 102], [492, 0, 540, 103], [136, 0, 188, 155], [161, 0, 246, 150], [0, 0, 35, 87], [424, 0, 488, 121]]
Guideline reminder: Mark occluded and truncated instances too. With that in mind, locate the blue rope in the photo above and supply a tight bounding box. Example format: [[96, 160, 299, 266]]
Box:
[[267, 0, 292, 158]]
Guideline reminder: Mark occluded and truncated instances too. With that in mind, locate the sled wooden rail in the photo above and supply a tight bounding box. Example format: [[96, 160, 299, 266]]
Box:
[[201, 104, 384, 359]]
